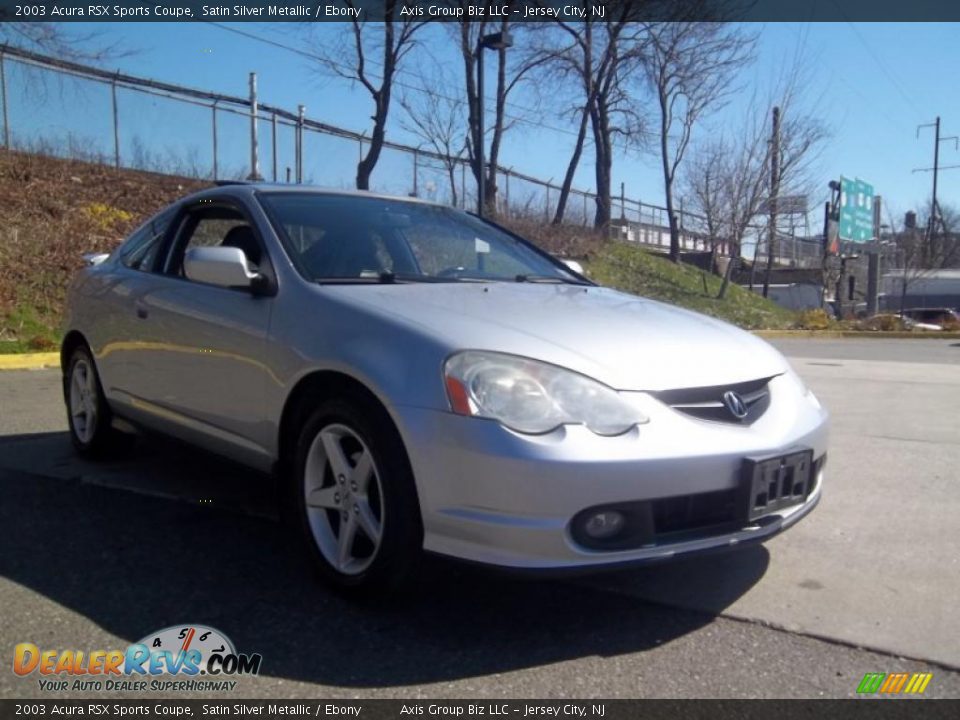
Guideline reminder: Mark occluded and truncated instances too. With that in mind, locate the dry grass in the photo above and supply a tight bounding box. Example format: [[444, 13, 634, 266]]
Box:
[[0, 149, 804, 352], [499, 216, 604, 259], [0, 149, 209, 350]]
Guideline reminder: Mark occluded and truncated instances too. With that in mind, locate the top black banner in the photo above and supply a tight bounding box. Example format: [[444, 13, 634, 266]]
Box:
[[1, 0, 959, 22]]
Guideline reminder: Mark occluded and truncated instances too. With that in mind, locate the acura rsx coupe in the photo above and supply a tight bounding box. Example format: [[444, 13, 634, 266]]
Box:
[[62, 184, 828, 594]]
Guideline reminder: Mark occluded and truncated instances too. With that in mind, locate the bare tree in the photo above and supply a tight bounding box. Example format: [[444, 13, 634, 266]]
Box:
[[399, 72, 467, 207], [888, 214, 933, 315], [682, 79, 828, 298], [0, 24, 127, 61], [890, 201, 960, 313], [453, 12, 549, 216], [682, 140, 730, 266], [310, 1, 426, 190], [684, 131, 769, 299], [536, 12, 645, 229], [890, 201, 960, 298], [642, 22, 754, 262], [925, 200, 960, 269]]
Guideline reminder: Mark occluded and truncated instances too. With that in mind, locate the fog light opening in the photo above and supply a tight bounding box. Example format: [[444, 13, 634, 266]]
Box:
[[583, 511, 626, 540]]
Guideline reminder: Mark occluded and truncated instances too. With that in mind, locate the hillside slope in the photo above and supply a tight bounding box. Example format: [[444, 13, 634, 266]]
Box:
[[0, 149, 210, 350], [0, 149, 796, 351], [587, 244, 798, 330]]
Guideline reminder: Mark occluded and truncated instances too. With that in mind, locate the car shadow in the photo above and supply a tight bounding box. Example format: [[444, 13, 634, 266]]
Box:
[[0, 431, 771, 688]]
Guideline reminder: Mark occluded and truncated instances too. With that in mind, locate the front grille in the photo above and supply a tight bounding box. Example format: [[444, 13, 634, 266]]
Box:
[[652, 489, 739, 536], [652, 376, 774, 424]]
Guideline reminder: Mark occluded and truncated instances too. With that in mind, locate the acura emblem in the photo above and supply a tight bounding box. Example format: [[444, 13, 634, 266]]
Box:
[[723, 390, 748, 419]]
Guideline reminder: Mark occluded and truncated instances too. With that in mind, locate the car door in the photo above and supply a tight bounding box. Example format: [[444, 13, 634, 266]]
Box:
[[88, 206, 178, 401], [119, 199, 276, 468]]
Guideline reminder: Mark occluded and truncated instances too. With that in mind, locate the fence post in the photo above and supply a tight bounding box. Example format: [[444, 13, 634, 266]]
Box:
[[583, 192, 588, 227], [247, 72, 261, 180], [211, 100, 218, 181], [504, 169, 509, 216], [0, 51, 9, 150], [461, 162, 466, 210], [271, 112, 277, 182], [545, 182, 550, 222], [296, 105, 305, 183], [412, 148, 418, 196], [111, 74, 120, 168]]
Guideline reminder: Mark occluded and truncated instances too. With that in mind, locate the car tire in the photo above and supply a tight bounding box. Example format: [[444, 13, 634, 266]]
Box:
[[65, 345, 129, 458], [291, 393, 422, 596]]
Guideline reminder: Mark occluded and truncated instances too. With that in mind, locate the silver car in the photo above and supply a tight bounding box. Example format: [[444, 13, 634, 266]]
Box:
[[62, 184, 829, 594]]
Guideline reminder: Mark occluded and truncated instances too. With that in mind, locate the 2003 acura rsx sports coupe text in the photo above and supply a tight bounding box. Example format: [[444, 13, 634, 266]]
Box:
[[61, 184, 828, 594]]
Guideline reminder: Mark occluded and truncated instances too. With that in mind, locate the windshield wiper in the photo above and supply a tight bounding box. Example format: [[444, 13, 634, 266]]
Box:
[[514, 274, 589, 285], [316, 272, 454, 285]]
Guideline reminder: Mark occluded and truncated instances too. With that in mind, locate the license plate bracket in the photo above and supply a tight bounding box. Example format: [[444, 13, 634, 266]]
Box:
[[741, 449, 814, 522]]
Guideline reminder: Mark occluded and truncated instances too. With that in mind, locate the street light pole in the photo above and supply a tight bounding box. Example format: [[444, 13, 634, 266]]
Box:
[[477, 41, 485, 216], [476, 30, 512, 218]]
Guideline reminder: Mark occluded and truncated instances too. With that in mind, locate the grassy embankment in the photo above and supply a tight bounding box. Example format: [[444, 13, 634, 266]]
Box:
[[0, 149, 798, 353]]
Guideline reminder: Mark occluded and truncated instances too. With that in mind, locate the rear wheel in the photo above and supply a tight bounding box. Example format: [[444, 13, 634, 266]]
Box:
[[65, 346, 126, 458], [292, 394, 422, 596]]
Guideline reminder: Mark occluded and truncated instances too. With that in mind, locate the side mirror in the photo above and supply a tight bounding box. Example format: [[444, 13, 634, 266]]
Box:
[[83, 252, 110, 267], [184, 246, 262, 291], [562, 259, 585, 275]]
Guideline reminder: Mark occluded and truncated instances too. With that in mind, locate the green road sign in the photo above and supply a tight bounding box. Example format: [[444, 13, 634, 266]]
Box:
[[838, 176, 875, 243]]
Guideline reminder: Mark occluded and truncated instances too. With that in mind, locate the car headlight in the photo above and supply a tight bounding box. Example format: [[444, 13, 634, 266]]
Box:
[[443, 351, 648, 436], [785, 367, 822, 410]]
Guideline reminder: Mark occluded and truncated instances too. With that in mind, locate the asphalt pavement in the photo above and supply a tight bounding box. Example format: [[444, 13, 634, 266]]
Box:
[[1, 338, 958, 699]]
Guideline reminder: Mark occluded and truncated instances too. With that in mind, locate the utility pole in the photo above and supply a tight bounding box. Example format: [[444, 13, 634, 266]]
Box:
[[916, 117, 959, 266], [476, 30, 512, 218], [762, 106, 780, 298], [928, 116, 939, 267], [867, 195, 882, 316]]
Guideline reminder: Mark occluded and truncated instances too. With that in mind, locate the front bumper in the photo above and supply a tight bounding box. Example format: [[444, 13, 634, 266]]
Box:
[[394, 372, 829, 569]]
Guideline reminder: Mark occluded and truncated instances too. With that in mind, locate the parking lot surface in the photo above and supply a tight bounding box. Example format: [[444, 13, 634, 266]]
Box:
[[1, 338, 958, 698]]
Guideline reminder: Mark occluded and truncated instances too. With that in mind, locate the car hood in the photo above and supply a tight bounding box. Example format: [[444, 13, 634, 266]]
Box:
[[326, 282, 789, 392]]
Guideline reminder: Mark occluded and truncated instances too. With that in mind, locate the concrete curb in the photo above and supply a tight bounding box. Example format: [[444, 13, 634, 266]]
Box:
[[755, 330, 960, 340], [0, 352, 60, 370]]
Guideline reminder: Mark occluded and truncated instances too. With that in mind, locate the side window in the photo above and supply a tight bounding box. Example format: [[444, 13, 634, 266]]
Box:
[[120, 207, 175, 272], [168, 205, 263, 277]]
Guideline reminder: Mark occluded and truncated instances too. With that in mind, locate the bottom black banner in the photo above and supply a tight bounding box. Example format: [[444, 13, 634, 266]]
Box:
[[1, 700, 959, 720]]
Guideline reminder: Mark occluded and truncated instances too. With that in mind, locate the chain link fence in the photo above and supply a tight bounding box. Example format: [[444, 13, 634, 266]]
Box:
[[0, 43, 809, 263]]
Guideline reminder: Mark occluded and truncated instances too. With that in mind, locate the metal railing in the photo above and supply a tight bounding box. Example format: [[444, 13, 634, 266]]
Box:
[[0, 43, 798, 261]]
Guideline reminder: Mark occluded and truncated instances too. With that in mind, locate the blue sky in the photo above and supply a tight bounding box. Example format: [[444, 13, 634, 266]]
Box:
[[8, 21, 959, 226]]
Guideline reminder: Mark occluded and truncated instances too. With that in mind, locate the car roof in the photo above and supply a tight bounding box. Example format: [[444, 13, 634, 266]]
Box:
[[187, 182, 448, 208]]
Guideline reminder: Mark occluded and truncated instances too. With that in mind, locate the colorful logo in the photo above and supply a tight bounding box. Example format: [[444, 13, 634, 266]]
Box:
[[13, 624, 261, 693], [857, 672, 933, 695]]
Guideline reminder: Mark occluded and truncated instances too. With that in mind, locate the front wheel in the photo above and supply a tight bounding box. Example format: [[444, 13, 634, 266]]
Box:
[[292, 395, 422, 596], [65, 345, 125, 458]]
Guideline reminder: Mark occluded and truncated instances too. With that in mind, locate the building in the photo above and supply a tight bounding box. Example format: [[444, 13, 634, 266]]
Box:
[[881, 269, 960, 311]]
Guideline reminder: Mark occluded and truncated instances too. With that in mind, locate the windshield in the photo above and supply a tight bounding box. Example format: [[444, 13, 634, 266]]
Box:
[[258, 193, 583, 284]]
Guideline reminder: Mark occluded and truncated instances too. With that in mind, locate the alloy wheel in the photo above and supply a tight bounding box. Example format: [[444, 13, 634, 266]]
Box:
[[303, 423, 385, 575], [69, 357, 98, 444]]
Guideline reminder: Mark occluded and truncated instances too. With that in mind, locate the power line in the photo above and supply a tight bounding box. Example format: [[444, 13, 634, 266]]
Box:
[[205, 21, 663, 152], [824, 0, 920, 118], [842, 21, 918, 114]]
